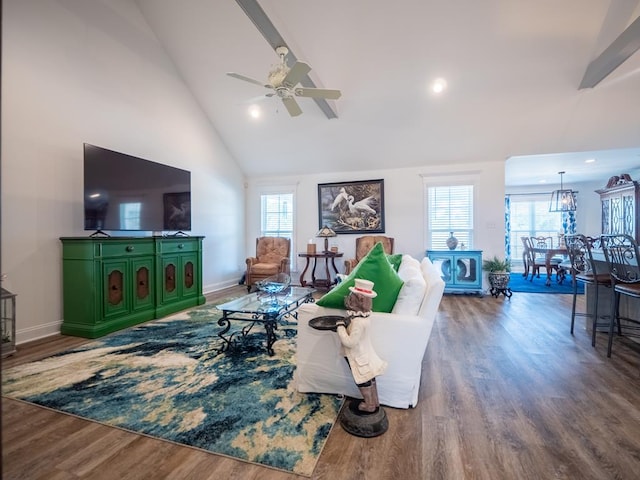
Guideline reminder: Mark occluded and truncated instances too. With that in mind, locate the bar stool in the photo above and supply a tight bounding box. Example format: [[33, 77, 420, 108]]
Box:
[[600, 234, 640, 357], [564, 234, 612, 346]]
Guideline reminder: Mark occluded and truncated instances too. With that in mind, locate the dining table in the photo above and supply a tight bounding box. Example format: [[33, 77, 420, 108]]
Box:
[[529, 246, 569, 286]]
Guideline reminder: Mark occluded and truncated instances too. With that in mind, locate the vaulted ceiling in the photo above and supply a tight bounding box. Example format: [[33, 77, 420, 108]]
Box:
[[136, 0, 640, 186]]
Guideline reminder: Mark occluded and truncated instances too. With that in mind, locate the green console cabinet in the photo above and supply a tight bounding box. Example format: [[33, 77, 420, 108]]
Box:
[[60, 236, 205, 338], [155, 238, 203, 318]]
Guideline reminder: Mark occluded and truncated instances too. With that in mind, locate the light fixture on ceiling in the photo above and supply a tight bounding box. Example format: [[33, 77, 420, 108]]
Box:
[[549, 171, 577, 212], [431, 78, 447, 94], [248, 105, 261, 119]]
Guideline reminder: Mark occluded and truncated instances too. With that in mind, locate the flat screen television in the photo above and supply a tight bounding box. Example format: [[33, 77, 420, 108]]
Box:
[[84, 143, 191, 232]]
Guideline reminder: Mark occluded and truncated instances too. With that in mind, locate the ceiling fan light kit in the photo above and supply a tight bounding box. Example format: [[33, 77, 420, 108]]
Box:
[[227, 45, 341, 117]]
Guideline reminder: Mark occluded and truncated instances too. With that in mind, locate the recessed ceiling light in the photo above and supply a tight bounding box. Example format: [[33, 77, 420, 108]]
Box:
[[431, 78, 447, 94], [248, 105, 261, 119], [539, 179, 547, 183], [585, 158, 596, 163]]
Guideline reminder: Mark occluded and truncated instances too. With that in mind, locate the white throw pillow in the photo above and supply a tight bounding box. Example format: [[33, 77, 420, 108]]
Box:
[[420, 257, 441, 288], [398, 254, 422, 281], [391, 271, 427, 315]]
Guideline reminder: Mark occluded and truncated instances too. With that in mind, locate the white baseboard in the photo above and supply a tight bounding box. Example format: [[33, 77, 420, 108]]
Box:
[[16, 320, 63, 345], [203, 279, 242, 295]]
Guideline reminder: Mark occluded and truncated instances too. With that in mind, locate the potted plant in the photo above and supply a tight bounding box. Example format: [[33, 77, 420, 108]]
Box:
[[482, 256, 512, 297]]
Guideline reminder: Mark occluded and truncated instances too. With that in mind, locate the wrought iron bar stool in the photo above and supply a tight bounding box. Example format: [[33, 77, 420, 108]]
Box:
[[600, 234, 640, 358], [564, 234, 612, 346]]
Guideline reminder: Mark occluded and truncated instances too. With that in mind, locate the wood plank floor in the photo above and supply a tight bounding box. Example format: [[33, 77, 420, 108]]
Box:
[[3, 287, 640, 479]]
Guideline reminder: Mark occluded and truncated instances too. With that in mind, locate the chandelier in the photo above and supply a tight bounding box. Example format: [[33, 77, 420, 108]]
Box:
[[549, 171, 577, 212]]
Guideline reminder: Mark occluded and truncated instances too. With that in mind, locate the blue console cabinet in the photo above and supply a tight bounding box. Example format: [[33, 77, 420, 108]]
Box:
[[426, 250, 483, 295]]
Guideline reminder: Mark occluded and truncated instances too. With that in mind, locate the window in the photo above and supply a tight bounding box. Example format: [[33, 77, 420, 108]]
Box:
[[427, 185, 474, 249], [261, 193, 293, 239], [508, 194, 563, 267], [261, 192, 294, 270]]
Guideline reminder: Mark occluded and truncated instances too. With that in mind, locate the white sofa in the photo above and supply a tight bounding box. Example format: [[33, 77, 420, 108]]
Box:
[[295, 255, 445, 409]]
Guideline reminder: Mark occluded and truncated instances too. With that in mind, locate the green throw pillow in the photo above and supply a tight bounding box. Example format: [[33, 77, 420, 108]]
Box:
[[317, 242, 404, 313], [386, 253, 403, 271]]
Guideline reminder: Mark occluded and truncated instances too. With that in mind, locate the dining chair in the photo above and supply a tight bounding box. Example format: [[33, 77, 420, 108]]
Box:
[[522, 236, 547, 281], [530, 236, 564, 283], [564, 234, 612, 346], [600, 234, 640, 357]]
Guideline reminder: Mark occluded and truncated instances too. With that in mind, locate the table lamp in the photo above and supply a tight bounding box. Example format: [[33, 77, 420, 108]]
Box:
[[316, 225, 337, 253]]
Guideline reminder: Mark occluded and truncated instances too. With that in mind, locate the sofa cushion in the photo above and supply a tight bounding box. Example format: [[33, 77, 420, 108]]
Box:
[[317, 242, 404, 312]]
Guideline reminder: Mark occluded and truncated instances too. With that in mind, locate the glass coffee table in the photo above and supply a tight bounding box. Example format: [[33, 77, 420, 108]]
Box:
[[215, 286, 314, 355]]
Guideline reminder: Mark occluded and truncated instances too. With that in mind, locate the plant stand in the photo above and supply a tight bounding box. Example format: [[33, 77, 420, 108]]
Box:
[[488, 273, 512, 299]]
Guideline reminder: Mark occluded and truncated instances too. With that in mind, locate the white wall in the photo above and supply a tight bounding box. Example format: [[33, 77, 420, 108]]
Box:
[[1, 0, 246, 343], [246, 160, 507, 282], [575, 179, 609, 236]]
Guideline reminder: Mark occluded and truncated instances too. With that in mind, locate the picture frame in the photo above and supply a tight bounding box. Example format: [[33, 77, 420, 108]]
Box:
[[317, 179, 385, 234], [163, 192, 191, 231]]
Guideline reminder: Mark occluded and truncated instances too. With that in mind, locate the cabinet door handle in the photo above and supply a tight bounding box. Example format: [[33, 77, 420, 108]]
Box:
[[126, 245, 135, 252], [178, 244, 185, 249]]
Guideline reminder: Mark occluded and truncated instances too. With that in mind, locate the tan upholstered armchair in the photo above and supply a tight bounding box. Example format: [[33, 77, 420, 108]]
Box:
[[245, 237, 291, 292], [344, 236, 394, 274]]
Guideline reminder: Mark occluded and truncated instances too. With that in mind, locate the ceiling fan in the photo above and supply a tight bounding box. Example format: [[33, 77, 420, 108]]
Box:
[[227, 46, 341, 117]]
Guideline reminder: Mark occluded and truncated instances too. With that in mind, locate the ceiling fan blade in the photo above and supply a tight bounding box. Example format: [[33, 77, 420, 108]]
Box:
[[294, 87, 342, 100], [282, 62, 311, 88], [227, 72, 271, 89], [281, 97, 303, 117]]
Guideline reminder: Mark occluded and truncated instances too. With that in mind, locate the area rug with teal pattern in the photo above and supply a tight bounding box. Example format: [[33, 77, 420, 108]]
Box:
[[1, 303, 343, 477]]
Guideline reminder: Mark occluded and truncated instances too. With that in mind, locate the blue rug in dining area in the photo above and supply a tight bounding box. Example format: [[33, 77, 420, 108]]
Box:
[[508, 272, 584, 294]]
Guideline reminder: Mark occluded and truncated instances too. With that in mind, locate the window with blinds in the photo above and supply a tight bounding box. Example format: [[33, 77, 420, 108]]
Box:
[[261, 193, 293, 239], [427, 185, 474, 249]]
